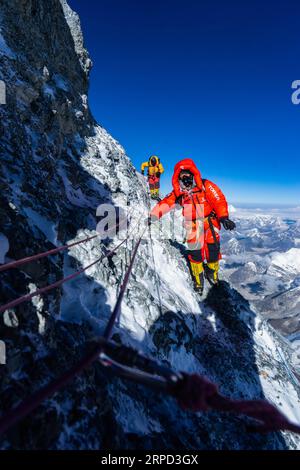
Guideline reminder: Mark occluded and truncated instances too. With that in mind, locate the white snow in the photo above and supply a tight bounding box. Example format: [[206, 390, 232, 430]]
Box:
[[29, 283, 46, 335], [75, 110, 83, 119], [3, 310, 19, 328], [0, 233, 9, 264], [270, 248, 300, 275], [24, 207, 58, 245], [252, 319, 300, 430], [58, 166, 95, 208]]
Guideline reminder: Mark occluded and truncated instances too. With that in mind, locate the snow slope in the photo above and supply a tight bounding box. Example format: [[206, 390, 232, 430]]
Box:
[[269, 248, 300, 276]]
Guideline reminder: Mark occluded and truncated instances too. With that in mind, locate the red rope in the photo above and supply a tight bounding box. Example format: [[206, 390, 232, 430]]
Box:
[[0, 343, 104, 436], [172, 373, 300, 434], [0, 233, 98, 273], [0, 212, 142, 315], [0, 206, 135, 273], [0, 238, 127, 315], [1, 211, 298, 438], [103, 230, 146, 340], [0, 231, 146, 436]]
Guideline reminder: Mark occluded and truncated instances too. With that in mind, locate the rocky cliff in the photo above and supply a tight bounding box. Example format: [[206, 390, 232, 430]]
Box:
[[0, 0, 300, 450]]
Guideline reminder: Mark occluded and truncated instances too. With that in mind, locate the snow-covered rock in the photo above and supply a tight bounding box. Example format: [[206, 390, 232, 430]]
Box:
[[269, 248, 300, 277]]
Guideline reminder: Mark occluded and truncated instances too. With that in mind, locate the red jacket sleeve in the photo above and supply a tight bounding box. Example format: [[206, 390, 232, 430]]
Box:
[[151, 191, 177, 219], [204, 180, 229, 219]]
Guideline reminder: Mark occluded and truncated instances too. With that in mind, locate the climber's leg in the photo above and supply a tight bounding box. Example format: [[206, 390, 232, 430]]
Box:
[[188, 249, 204, 294], [150, 176, 160, 199], [148, 177, 156, 198], [204, 219, 221, 286], [155, 178, 160, 198]]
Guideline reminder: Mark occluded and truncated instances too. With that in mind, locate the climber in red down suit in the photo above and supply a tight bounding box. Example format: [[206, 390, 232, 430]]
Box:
[[150, 159, 236, 294]]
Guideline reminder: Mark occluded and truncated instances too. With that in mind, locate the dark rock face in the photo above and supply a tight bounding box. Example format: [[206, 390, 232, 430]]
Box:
[[0, 1, 300, 450], [0, 0, 135, 450]]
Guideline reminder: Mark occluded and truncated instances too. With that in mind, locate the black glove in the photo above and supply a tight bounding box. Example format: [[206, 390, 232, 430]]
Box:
[[156, 172, 161, 178], [141, 170, 145, 176], [220, 217, 236, 231]]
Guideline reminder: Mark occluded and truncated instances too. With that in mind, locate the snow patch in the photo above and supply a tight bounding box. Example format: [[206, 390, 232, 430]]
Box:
[[24, 208, 58, 245], [270, 248, 300, 275], [29, 284, 46, 335], [58, 167, 93, 207]]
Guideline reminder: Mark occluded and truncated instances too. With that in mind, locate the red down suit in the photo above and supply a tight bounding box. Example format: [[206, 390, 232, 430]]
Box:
[[151, 159, 229, 263]]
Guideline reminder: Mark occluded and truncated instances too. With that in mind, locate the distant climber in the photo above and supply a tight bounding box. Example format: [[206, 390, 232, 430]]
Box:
[[149, 159, 236, 294], [141, 156, 164, 200]]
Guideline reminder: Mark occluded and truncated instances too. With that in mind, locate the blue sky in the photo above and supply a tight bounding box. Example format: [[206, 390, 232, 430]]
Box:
[[69, 0, 300, 205]]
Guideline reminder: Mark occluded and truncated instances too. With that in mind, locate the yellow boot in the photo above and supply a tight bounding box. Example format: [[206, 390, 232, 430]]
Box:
[[205, 261, 219, 285], [190, 261, 204, 294]]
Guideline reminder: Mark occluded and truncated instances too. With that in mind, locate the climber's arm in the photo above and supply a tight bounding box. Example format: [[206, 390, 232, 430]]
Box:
[[158, 163, 164, 174], [204, 179, 229, 220], [141, 162, 148, 175], [150, 191, 177, 220]]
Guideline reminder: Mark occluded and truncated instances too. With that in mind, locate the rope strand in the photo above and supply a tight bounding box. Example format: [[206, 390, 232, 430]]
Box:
[[0, 212, 141, 315], [0, 206, 135, 273]]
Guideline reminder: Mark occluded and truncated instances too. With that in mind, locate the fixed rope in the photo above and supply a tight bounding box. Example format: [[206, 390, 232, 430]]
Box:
[[1, 335, 300, 436], [103, 227, 147, 341], [0, 239, 126, 315], [171, 373, 300, 434], [0, 233, 99, 274], [148, 222, 164, 317], [0, 213, 142, 315], [0, 225, 147, 436], [0, 206, 135, 274], [146, 190, 163, 316], [0, 190, 300, 438]]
